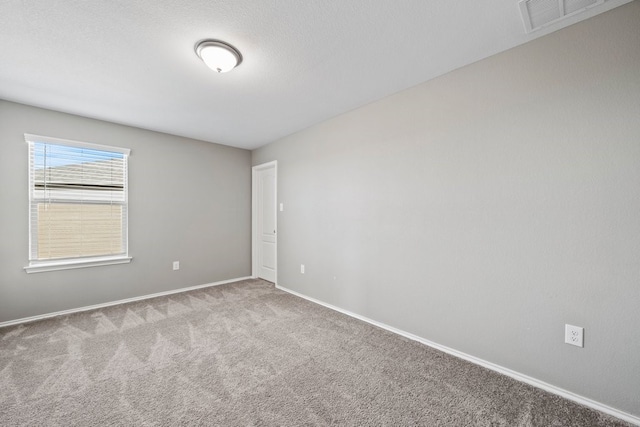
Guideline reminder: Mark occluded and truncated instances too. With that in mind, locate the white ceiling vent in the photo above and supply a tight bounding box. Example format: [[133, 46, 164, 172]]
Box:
[[519, 0, 605, 32]]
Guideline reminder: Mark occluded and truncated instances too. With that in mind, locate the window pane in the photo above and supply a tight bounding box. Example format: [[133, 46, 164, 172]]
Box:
[[33, 142, 125, 202], [36, 203, 124, 260]]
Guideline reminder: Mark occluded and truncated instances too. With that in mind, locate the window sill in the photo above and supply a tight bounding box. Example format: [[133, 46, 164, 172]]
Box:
[[24, 256, 132, 274]]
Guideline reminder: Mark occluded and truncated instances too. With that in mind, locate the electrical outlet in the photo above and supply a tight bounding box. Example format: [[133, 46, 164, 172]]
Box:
[[565, 324, 584, 347], [300, 264, 305, 274], [173, 261, 180, 271]]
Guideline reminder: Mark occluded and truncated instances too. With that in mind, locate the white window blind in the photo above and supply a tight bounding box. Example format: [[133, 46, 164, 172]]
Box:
[[26, 134, 131, 271]]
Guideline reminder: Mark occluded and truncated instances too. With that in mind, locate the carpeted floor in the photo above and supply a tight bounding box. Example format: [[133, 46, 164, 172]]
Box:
[[0, 278, 632, 426]]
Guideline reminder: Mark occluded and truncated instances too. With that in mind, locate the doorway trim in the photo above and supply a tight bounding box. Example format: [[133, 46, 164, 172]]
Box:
[[251, 160, 278, 284]]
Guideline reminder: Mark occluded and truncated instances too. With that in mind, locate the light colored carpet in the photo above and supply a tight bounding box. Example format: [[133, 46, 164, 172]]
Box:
[[0, 278, 632, 426]]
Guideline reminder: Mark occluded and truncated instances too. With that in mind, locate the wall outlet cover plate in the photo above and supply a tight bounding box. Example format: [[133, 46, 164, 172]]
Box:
[[565, 324, 584, 347]]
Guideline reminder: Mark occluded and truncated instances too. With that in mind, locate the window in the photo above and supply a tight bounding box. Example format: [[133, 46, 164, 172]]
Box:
[[25, 134, 132, 273]]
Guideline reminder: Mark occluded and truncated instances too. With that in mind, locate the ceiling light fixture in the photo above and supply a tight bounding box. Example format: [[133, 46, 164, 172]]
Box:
[[195, 39, 242, 73]]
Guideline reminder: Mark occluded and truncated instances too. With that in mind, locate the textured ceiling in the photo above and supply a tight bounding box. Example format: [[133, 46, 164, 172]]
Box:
[[0, 0, 633, 150]]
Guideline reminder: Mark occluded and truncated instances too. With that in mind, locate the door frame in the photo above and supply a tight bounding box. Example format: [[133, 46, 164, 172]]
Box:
[[251, 161, 278, 284]]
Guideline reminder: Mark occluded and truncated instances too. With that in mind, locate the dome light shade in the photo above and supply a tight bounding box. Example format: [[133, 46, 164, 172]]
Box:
[[195, 40, 242, 73]]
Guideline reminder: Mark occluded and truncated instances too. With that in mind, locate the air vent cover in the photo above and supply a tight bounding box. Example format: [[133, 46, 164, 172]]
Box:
[[519, 0, 605, 32]]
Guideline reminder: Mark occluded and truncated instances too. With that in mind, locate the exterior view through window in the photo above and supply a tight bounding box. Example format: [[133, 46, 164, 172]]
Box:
[[26, 135, 130, 269]]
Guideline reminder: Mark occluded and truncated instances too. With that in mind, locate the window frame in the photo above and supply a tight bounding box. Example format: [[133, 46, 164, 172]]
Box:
[[24, 134, 132, 273]]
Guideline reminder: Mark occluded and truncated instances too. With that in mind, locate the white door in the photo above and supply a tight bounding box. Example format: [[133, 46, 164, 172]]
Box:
[[252, 162, 277, 282]]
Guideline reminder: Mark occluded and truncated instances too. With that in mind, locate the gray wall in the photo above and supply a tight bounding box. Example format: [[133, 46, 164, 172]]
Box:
[[253, 3, 640, 417], [0, 100, 251, 323]]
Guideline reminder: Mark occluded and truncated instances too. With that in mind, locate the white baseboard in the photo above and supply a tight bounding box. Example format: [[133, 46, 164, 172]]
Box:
[[0, 276, 252, 329], [276, 284, 640, 426]]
